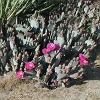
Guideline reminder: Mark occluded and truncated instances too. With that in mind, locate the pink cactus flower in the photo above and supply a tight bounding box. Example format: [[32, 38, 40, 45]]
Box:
[[47, 43, 56, 51], [42, 48, 50, 54], [25, 62, 35, 70], [80, 59, 89, 66], [79, 53, 88, 61], [16, 70, 24, 79]]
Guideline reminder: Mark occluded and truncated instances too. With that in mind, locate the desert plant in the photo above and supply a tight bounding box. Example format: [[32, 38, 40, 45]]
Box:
[[0, 0, 36, 41]]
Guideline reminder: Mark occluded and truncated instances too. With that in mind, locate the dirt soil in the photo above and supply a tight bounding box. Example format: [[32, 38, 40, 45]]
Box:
[[0, 72, 100, 100]]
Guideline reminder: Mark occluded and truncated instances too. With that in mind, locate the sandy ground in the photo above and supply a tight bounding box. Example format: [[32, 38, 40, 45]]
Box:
[[0, 73, 100, 100]]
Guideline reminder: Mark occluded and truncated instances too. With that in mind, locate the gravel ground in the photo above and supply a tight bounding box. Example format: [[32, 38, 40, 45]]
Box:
[[0, 77, 100, 100]]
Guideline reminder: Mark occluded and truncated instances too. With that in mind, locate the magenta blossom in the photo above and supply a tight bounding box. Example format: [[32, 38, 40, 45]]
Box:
[[79, 59, 89, 66], [47, 43, 56, 51], [42, 43, 60, 55], [16, 70, 24, 79], [25, 62, 35, 70], [79, 53, 88, 61], [42, 48, 50, 54]]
